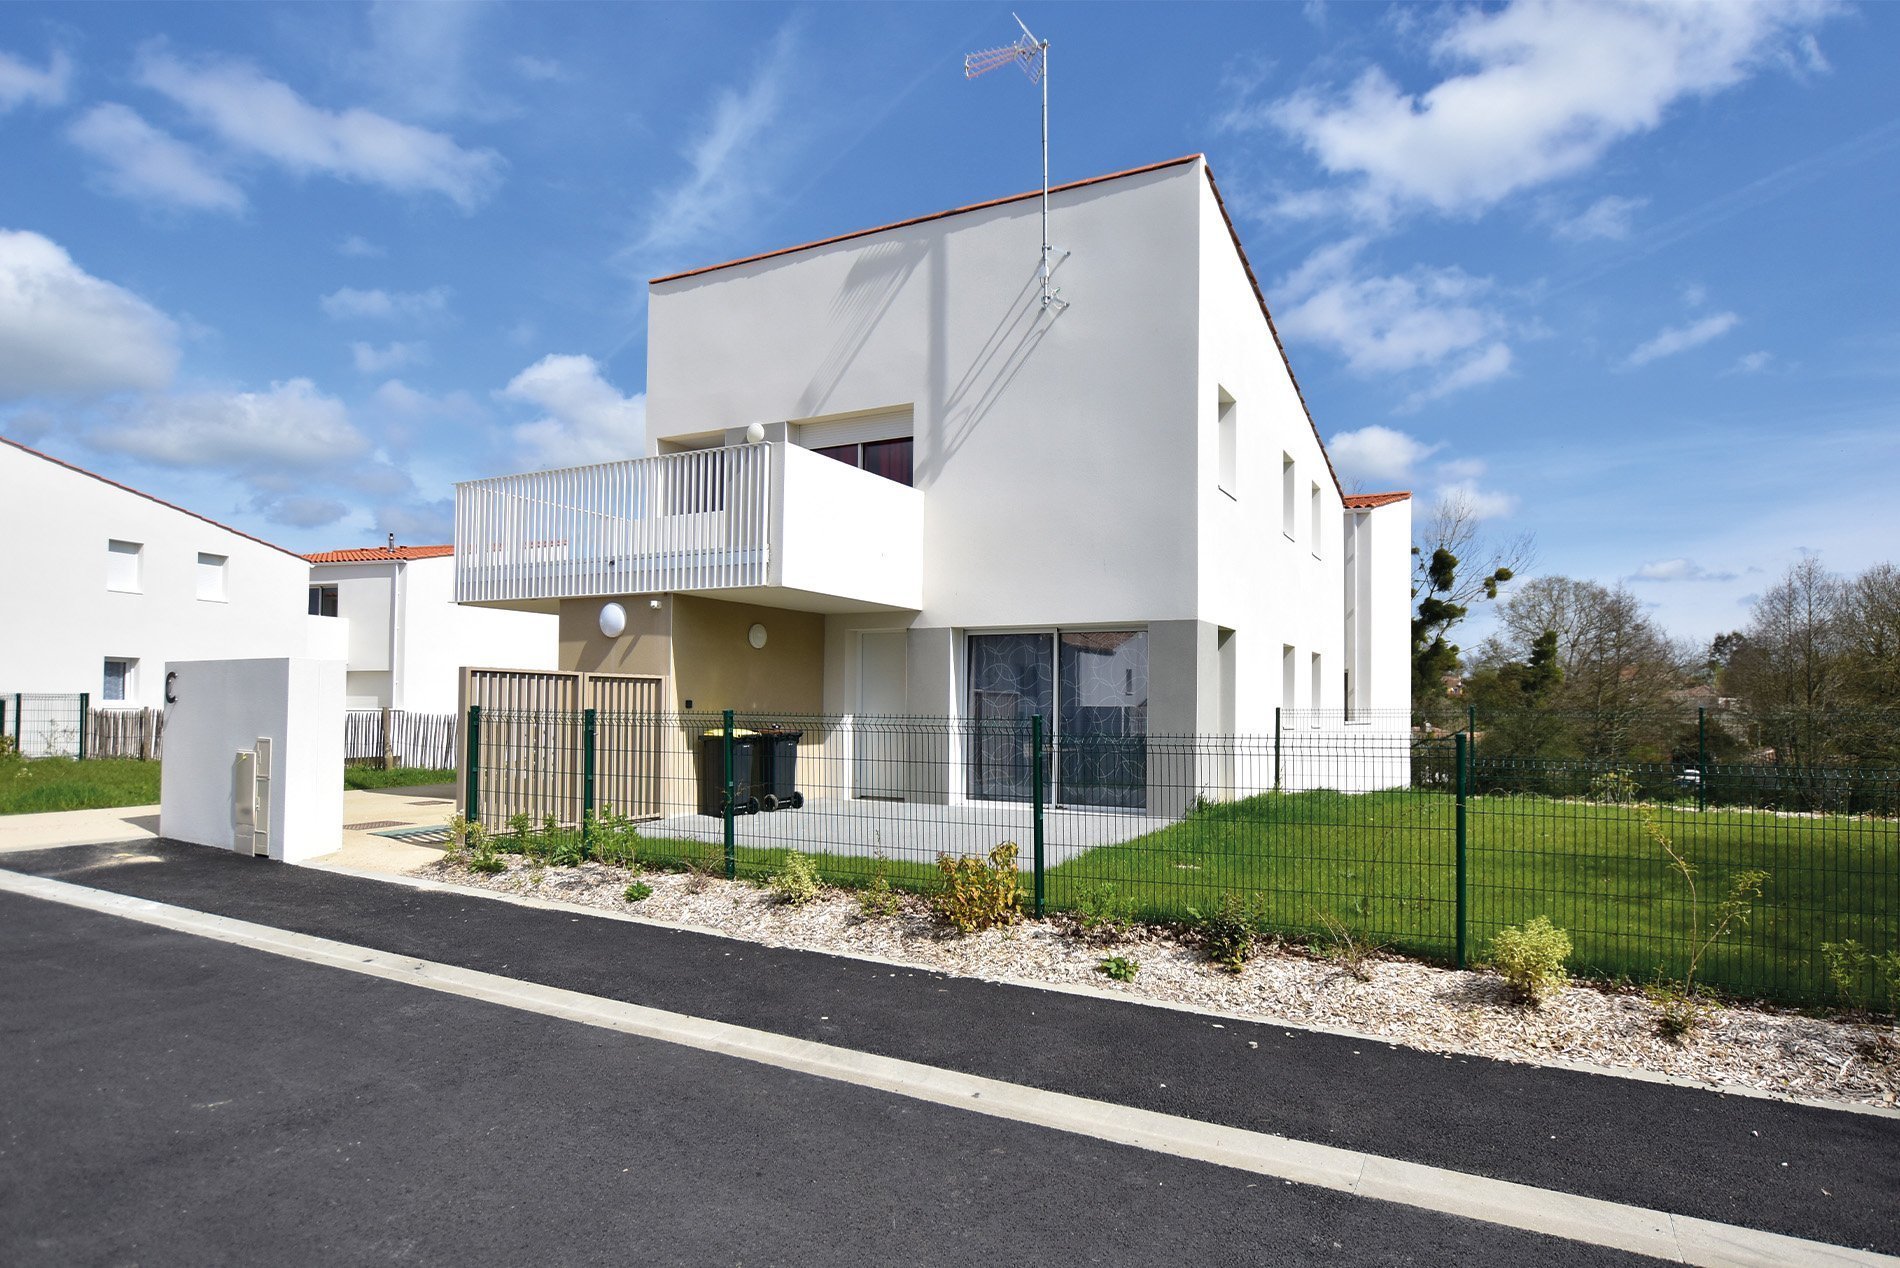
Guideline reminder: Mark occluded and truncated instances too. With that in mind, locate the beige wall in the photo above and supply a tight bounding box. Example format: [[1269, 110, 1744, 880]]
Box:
[[559, 593, 824, 714]]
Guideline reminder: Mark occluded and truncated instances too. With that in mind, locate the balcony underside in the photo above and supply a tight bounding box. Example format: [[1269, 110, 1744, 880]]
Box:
[[462, 583, 919, 616]]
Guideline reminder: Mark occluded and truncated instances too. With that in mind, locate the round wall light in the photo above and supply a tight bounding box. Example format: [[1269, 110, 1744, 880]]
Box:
[[598, 602, 627, 638], [747, 622, 768, 650], [744, 422, 766, 444]]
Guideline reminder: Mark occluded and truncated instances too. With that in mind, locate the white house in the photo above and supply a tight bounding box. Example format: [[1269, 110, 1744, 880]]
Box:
[[453, 156, 1412, 808], [305, 543, 557, 713], [0, 435, 325, 740]]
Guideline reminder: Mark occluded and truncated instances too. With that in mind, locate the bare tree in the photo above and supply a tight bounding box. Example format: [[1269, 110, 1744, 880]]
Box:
[[1725, 557, 1846, 770], [1411, 491, 1535, 719]]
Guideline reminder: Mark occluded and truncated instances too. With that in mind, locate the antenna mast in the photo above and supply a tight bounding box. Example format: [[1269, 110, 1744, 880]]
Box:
[[965, 15, 1067, 312]]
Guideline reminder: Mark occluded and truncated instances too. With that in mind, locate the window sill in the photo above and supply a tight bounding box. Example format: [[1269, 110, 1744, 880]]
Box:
[[1217, 487, 1236, 502], [106, 587, 142, 595]]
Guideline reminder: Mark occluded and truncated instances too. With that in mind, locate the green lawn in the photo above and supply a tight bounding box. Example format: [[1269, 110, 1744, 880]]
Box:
[[344, 765, 457, 790], [0, 757, 162, 814]]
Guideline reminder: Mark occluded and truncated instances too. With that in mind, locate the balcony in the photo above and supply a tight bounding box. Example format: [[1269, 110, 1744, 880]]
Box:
[[454, 441, 923, 613]]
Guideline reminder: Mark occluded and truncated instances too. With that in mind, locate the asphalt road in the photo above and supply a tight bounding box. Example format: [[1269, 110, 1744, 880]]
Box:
[[0, 889, 1654, 1267], [5, 840, 1894, 1257]]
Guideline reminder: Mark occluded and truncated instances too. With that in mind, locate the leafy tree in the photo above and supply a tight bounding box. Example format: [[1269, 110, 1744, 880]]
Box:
[[1411, 494, 1529, 722]]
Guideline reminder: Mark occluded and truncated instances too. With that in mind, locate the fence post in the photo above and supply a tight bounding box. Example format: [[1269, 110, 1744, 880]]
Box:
[[77, 693, 89, 761], [1031, 713, 1046, 918], [10, 694, 19, 751], [380, 707, 396, 770], [722, 709, 737, 881], [1454, 731, 1469, 969], [1273, 706, 1282, 792], [1697, 706, 1708, 813], [464, 705, 482, 828], [581, 707, 597, 849], [0, 696, 6, 747]]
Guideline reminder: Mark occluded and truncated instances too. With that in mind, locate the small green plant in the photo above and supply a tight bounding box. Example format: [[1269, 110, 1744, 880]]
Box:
[[1072, 884, 1138, 943], [1098, 955, 1140, 982], [548, 831, 587, 868], [1312, 908, 1383, 982], [931, 843, 1021, 934], [623, 881, 653, 902], [467, 824, 503, 875], [1587, 768, 1641, 804], [1489, 916, 1572, 1005], [768, 850, 822, 906], [1822, 939, 1872, 1013], [1188, 891, 1268, 973], [1644, 811, 1768, 1038], [508, 813, 532, 849], [857, 874, 903, 920]]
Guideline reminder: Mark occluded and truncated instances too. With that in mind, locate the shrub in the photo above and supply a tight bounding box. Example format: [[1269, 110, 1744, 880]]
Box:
[[1644, 812, 1767, 1039], [932, 843, 1021, 934], [1188, 892, 1268, 973], [1072, 884, 1138, 942], [768, 851, 822, 906], [1098, 955, 1139, 982], [857, 874, 902, 920], [467, 827, 503, 875], [507, 813, 533, 850], [1587, 768, 1641, 804], [1822, 940, 1872, 1013], [1312, 909, 1381, 982], [548, 832, 587, 867], [623, 881, 653, 903], [1489, 917, 1572, 1005], [1646, 979, 1708, 1039]]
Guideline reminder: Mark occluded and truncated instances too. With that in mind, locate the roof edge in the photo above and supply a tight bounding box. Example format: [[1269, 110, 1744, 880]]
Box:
[[1342, 491, 1413, 510], [306, 544, 455, 564], [0, 434, 307, 562], [649, 154, 1202, 286]]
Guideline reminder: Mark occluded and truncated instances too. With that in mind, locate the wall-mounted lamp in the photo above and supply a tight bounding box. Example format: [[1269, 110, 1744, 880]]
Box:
[[744, 422, 766, 444], [648, 597, 663, 610], [747, 623, 768, 650], [598, 602, 627, 638]]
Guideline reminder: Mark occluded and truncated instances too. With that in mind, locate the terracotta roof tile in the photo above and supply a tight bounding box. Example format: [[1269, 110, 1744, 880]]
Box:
[[305, 544, 455, 563], [1342, 492, 1413, 510]]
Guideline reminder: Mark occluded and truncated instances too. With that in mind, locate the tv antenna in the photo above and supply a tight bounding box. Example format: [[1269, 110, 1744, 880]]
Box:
[[966, 15, 1067, 312]]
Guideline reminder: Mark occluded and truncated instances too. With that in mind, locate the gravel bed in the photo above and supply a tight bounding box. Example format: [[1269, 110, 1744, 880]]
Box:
[[421, 854, 1900, 1111]]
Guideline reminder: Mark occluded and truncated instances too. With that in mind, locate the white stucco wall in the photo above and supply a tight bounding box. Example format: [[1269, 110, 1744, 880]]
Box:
[[158, 657, 344, 862], [0, 439, 313, 710], [313, 554, 556, 713]]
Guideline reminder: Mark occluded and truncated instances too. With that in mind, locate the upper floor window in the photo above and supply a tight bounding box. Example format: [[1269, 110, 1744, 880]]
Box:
[[197, 552, 228, 601], [1281, 456, 1296, 539], [107, 539, 142, 592], [1216, 388, 1237, 498], [1310, 483, 1323, 559], [816, 437, 913, 487], [308, 585, 339, 617]]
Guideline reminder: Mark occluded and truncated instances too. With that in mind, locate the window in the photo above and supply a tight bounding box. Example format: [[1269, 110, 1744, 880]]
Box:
[[197, 552, 228, 601], [1216, 389, 1237, 498], [1281, 456, 1296, 539], [308, 585, 339, 617], [1282, 644, 1296, 710], [103, 658, 135, 703], [1310, 483, 1322, 558], [1311, 652, 1323, 717], [107, 540, 142, 592], [815, 437, 914, 487], [966, 629, 1149, 809]]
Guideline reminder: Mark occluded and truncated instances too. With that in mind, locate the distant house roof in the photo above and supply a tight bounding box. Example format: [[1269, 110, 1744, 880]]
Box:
[[0, 434, 306, 561], [306, 544, 455, 564], [1343, 492, 1412, 510], [648, 154, 1349, 497]]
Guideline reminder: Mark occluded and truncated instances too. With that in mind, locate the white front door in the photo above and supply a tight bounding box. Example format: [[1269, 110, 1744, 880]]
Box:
[[857, 631, 908, 799]]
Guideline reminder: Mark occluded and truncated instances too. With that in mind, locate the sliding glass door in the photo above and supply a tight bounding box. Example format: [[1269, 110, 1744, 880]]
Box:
[[967, 630, 1148, 809]]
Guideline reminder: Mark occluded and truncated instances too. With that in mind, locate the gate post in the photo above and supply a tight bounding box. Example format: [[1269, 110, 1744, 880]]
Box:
[[1273, 706, 1282, 792], [1454, 731, 1469, 969], [1031, 713, 1046, 918], [464, 705, 483, 828], [722, 709, 737, 881], [77, 692, 89, 761]]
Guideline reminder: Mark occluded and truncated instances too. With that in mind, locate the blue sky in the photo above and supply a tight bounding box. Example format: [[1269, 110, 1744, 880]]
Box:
[[2, 1, 1896, 646]]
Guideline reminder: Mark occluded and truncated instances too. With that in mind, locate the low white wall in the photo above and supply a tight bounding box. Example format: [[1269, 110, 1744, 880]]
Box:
[[159, 657, 344, 863]]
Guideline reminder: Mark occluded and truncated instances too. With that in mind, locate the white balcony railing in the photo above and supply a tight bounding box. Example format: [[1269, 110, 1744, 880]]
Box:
[[455, 441, 924, 610], [455, 445, 772, 604]]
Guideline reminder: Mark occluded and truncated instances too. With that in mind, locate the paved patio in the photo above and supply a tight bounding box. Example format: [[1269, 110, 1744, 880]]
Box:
[[639, 798, 1176, 867]]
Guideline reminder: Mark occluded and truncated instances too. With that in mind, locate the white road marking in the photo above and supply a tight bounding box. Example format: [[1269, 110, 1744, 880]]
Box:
[[3, 868, 1892, 1268]]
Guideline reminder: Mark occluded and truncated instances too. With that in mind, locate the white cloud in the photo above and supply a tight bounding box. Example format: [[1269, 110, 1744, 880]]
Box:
[[320, 286, 450, 321], [337, 234, 383, 258], [629, 26, 797, 268], [136, 48, 504, 209], [1726, 350, 1774, 375], [1276, 239, 1514, 402], [1551, 194, 1647, 241], [67, 103, 247, 214], [0, 229, 180, 398], [355, 0, 508, 121], [1267, 0, 1836, 220], [350, 340, 424, 374], [1623, 311, 1740, 368], [1327, 425, 1442, 484], [501, 354, 645, 468], [0, 47, 70, 111], [92, 378, 369, 470], [265, 494, 349, 528], [513, 55, 568, 83], [1631, 557, 1738, 583], [1434, 477, 1518, 520]]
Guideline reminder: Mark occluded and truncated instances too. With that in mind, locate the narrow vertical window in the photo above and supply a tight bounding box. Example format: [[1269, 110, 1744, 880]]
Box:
[[1282, 644, 1296, 711], [1311, 652, 1323, 718], [197, 552, 228, 601], [1216, 388, 1237, 498], [1281, 456, 1296, 538], [1310, 483, 1322, 558], [107, 540, 142, 593]]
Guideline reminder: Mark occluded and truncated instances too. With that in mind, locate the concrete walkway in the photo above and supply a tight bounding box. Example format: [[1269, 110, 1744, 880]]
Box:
[[0, 803, 158, 854]]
